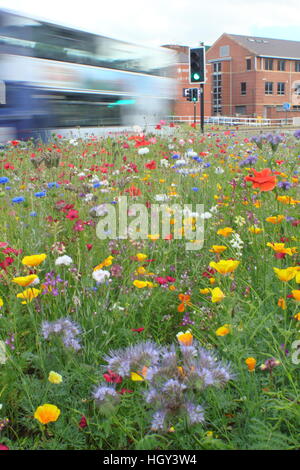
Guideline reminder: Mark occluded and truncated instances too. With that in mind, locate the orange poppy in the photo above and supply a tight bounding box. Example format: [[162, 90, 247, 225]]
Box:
[[178, 294, 191, 312], [244, 168, 276, 192]]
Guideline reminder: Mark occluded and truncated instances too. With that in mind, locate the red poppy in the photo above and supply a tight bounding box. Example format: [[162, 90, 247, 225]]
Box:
[[118, 388, 133, 394], [131, 328, 145, 333], [244, 168, 276, 191], [145, 160, 156, 170], [4, 163, 14, 170], [86, 244, 93, 251], [103, 370, 123, 384], [124, 185, 141, 197]]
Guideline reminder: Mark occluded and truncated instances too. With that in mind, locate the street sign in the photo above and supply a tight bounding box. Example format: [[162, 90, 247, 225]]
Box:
[[283, 102, 291, 111]]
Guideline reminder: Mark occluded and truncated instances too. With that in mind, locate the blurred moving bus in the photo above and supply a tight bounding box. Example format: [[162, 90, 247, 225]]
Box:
[[0, 9, 176, 141]]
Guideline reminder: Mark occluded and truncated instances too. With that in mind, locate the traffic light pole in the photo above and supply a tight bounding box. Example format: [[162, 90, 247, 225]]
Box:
[[200, 84, 204, 133], [193, 102, 196, 127]]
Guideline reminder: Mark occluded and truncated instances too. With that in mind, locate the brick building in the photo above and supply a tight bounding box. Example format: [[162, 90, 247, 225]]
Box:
[[164, 34, 300, 119], [204, 33, 300, 118]]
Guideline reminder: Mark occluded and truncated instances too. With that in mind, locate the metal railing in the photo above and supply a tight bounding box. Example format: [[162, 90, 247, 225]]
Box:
[[164, 116, 294, 127]]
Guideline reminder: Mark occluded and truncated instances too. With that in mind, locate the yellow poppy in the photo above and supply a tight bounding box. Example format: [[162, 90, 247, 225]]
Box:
[[48, 371, 63, 384], [12, 274, 38, 287], [249, 226, 263, 234], [291, 290, 300, 301], [209, 259, 240, 275], [200, 288, 210, 295], [215, 325, 230, 336], [265, 215, 285, 224], [210, 287, 225, 303], [245, 357, 256, 372], [34, 404, 61, 424], [176, 330, 193, 346], [278, 297, 287, 310], [267, 243, 296, 256], [136, 253, 147, 262], [217, 227, 234, 237], [16, 288, 41, 304], [22, 254, 47, 267], [273, 267, 296, 282], [94, 256, 113, 271], [209, 245, 227, 253]]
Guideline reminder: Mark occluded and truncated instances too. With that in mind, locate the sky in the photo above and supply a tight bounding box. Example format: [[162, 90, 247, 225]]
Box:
[[0, 0, 300, 48]]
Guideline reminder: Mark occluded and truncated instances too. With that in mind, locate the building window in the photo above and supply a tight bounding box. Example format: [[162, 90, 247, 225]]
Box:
[[292, 105, 300, 110], [265, 82, 273, 94], [278, 60, 285, 71], [264, 58, 273, 70], [220, 45, 230, 57], [213, 62, 221, 73], [295, 61, 300, 72], [295, 85, 300, 95], [235, 106, 246, 115], [212, 73, 222, 115], [277, 82, 285, 95], [246, 58, 251, 70], [241, 82, 247, 95]]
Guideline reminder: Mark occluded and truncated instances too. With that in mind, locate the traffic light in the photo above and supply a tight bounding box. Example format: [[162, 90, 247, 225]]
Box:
[[186, 88, 192, 101], [191, 88, 198, 102], [189, 47, 205, 83]]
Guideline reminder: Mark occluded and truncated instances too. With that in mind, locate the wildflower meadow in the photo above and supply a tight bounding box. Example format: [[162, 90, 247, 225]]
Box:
[[0, 124, 299, 450]]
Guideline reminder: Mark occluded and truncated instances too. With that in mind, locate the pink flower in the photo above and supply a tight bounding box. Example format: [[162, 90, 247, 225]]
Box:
[[79, 416, 87, 428], [0, 444, 9, 450], [66, 209, 79, 220]]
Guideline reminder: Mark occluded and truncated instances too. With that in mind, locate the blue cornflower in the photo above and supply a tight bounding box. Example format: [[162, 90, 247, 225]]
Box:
[[277, 181, 292, 190], [5, 186, 11, 190], [204, 162, 211, 168], [192, 187, 199, 192], [47, 182, 59, 188], [34, 191, 47, 198], [0, 177, 9, 184], [294, 129, 300, 139], [93, 182, 101, 188], [30, 211, 37, 216], [12, 196, 25, 203], [171, 154, 180, 159]]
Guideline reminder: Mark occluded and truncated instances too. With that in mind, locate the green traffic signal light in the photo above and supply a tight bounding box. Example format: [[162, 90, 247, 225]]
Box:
[[193, 73, 200, 80]]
